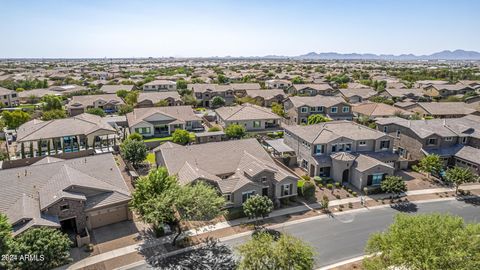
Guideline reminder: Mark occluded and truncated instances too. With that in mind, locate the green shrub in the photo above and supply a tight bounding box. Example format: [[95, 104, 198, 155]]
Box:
[[297, 179, 305, 189], [339, 204, 344, 208], [327, 183, 333, 189], [301, 175, 311, 181], [348, 202, 353, 208], [313, 176, 322, 184], [301, 181, 316, 200], [335, 182, 340, 188], [347, 189, 353, 193], [352, 192, 358, 197], [317, 183, 323, 189]]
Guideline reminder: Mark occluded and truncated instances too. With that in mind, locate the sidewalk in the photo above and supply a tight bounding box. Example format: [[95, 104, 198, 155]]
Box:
[[62, 184, 480, 270]]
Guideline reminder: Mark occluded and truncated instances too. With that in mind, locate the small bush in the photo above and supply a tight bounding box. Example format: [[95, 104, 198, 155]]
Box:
[[346, 194, 350, 197], [301, 175, 311, 181], [339, 204, 344, 208], [335, 182, 340, 188], [317, 183, 323, 189], [347, 189, 353, 193], [301, 181, 316, 200], [352, 192, 358, 197], [327, 183, 333, 189], [348, 202, 353, 208], [335, 194, 341, 199]]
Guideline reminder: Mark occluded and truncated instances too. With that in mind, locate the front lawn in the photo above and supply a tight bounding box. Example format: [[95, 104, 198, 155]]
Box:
[[144, 136, 173, 142]]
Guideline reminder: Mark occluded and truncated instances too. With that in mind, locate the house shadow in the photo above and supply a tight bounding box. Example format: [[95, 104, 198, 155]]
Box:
[[390, 201, 418, 213]]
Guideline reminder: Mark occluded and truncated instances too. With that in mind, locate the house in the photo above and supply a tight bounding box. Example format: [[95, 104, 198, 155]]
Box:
[[143, 80, 177, 91], [414, 80, 449, 88], [18, 88, 59, 104], [0, 154, 131, 236], [0, 86, 19, 107], [194, 131, 226, 144], [284, 95, 353, 124], [338, 88, 378, 103], [376, 115, 480, 174], [423, 84, 474, 98], [49, 85, 87, 95], [382, 88, 425, 101], [241, 89, 286, 107], [283, 121, 397, 190], [154, 138, 298, 207], [287, 83, 335, 96], [126, 106, 203, 138], [188, 84, 235, 107], [215, 103, 282, 131], [100, 84, 134, 94], [353, 103, 414, 119], [266, 79, 292, 90], [90, 71, 113, 81], [15, 113, 117, 159], [406, 102, 478, 118], [459, 80, 480, 90], [136, 92, 183, 108], [67, 94, 125, 116]]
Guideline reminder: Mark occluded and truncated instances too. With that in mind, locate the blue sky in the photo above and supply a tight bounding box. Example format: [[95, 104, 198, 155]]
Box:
[[0, 0, 479, 58]]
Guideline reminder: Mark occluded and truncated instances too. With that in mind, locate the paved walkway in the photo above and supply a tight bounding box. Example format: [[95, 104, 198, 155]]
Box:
[[62, 184, 480, 270]]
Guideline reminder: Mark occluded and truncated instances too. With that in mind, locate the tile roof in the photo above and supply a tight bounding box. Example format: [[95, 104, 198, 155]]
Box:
[[288, 95, 347, 108], [17, 113, 116, 142], [126, 106, 199, 126], [215, 104, 281, 121]]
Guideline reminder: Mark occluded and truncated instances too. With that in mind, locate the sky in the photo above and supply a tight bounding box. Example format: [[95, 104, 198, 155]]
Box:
[[0, 0, 479, 58]]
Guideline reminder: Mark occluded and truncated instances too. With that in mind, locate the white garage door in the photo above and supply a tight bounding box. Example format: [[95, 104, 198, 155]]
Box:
[[89, 205, 128, 229]]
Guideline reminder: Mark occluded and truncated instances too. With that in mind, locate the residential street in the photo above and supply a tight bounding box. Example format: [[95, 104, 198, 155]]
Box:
[[125, 199, 479, 269]]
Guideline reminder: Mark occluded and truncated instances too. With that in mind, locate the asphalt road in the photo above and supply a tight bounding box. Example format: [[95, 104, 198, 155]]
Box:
[[126, 199, 480, 269]]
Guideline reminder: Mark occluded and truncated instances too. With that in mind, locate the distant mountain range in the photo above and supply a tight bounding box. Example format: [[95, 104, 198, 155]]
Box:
[[292, 50, 480, 60]]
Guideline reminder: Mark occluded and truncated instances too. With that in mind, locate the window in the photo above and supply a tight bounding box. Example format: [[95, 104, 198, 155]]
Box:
[[261, 176, 267, 183], [224, 194, 231, 202], [135, 127, 151, 134], [383, 126, 388, 133], [317, 106, 324, 112], [300, 107, 308, 113], [331, 107, 338, 113], [445, 137, 453, 141], [242, 191, 256, 203], [342, 106, 350, 113], [331, 144, 337, 152], [301, 159, 308, 169], [60, 204, 69, 211], [427, 138, 437, 146], [314, 144, 324, 155], [359, 141, 366, 146], [281, 184, 293, 196], [461, 137, 468, 144], [396, 130, 401, 138], [380, 140, 390, 149], [371, 173, 384, 186], [253, 121, 261, 128], [345, 143, 352, 152]]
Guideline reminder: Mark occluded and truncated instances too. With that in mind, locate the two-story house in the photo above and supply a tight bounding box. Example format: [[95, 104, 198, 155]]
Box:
[[188, 84, 235, 107], [126, 106, 203, 138], [143, 80, 177, 91], [215, 103, 282, 131], [423, 84, 474, 98], [154, 138, 298, 207], [0, 86, 19, 107], [287, 83, 336, 96], [237, 89, 286, 107], [405, 102, 479, 119], [376, 115, 480, 174], [284, 95, 353, 124], [338, 88, 378, 103], [283, 121, 397, 190]]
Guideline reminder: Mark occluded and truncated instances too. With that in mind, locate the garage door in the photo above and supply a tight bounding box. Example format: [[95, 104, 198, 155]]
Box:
[[89, 205, 128, 229]]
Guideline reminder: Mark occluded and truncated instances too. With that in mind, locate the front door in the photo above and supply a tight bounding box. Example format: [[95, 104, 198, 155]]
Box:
[[342, 169, 349, 183], [262, 187, 268, 196]]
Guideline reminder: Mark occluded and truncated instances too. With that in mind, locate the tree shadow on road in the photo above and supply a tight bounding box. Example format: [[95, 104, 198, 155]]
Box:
[[148, 237, 236, 270], [459, 195, 480, 207], [390, 201, 418, 213]]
